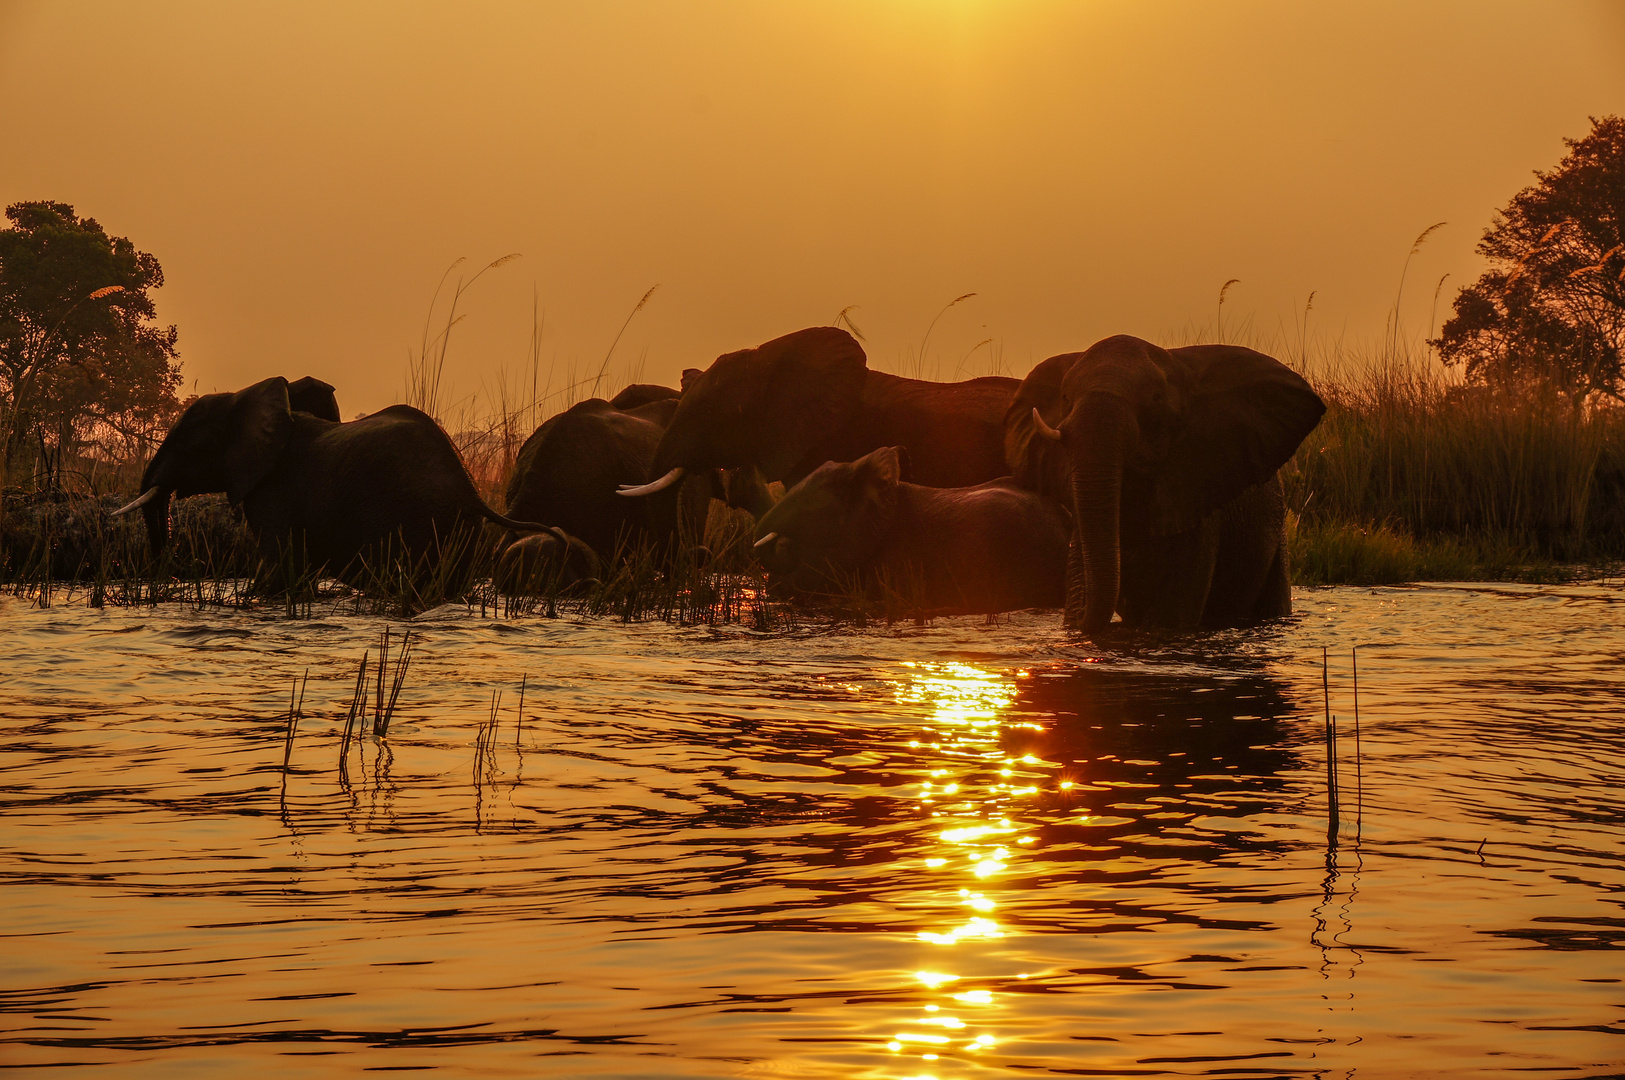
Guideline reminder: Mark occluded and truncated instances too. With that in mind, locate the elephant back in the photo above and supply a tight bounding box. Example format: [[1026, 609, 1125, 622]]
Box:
[[846, 371, 1018, 488], [609, 383, 680, 411]]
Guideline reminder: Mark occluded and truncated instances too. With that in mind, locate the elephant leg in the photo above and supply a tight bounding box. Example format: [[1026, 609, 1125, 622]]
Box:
[[1251, 542, 1292, 621], [1200, 478, 1289, 627], [1118, 524, 1219, 629]]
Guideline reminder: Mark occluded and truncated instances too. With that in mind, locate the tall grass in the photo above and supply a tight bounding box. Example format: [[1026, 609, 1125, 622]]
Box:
[[883, 292, 1014, 382], [403, 266, 662, 509], [1285, 351, 1625, 584], [1184, 230, 1622, 586]]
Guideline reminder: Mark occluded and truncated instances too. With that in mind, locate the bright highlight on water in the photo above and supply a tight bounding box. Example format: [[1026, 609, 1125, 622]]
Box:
[[2, 582, 1622, 1075]]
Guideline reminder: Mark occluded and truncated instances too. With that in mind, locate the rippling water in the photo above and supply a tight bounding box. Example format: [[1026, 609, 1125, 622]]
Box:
[[2, 582, 1623, 1077]]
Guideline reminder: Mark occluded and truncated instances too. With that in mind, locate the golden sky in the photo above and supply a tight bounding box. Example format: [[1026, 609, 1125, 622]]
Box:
[[2, 1, 1622, 417]]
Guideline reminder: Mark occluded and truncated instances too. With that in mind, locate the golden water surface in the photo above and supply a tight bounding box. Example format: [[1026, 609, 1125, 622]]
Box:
[[2, 583, 1622, 1077]]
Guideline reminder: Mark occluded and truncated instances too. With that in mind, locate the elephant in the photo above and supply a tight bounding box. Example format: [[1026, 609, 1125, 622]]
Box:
[[497, 383, 741, 582], [115, 376, 550, 585], [751, 446, 1069, 614], [1005, 334, 1326, 632], [501, 387, 682, 559], [286, 376, 342, 422], [495, 526, 602, 594], [617, 326, 1019, 529], [607, 382, 683, 412]]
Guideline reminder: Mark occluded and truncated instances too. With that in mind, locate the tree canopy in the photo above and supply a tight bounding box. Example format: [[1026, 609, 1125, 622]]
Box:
[[0, 201, 181, 485], [1434, 115, 1625, 401]]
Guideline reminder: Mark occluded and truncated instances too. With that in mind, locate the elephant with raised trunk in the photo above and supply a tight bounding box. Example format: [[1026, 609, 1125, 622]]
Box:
[[752, 446, 1069, 614], [116, 376, 549, 584], [617, 326, 1018, 527], [1006, 335, 1325, 632]]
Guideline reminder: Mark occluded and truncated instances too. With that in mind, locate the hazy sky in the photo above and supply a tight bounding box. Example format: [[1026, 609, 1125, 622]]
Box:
[[2, 1, 1622, 418]]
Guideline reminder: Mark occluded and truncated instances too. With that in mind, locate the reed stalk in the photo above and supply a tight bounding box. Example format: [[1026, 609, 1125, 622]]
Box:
[[1351, 645, 1363, 841], [281, 669, 308, 800], [1322, 647, 1339, 842], [515, 673, 526, 748], [374, 628, 413, 737], [339, 650, 370, 782]]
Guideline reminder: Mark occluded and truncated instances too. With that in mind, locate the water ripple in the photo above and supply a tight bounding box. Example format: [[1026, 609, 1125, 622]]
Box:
[[0, 584, 1621, 1076]]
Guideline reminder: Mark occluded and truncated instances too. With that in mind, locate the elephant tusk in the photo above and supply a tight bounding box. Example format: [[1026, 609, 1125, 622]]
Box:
[[617, 466, 686, 497], [1032, 406, 1063, 442], [110, 488, 160, 516], [753, 531, 779, 550]]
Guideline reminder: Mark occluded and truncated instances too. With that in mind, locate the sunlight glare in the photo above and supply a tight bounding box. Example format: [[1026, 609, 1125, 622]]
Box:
[[913, 971, 959, 988]]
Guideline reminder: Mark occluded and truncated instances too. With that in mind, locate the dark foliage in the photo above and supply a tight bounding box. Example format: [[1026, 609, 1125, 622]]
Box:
[[0, 490, 255, 584], [1434, 116, 1625, 400], [0, 201, 182, 485]]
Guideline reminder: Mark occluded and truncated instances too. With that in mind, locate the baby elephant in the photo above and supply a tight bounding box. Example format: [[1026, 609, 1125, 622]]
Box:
[[496, 527, 602, 594], [752, 447, 1068, 614]]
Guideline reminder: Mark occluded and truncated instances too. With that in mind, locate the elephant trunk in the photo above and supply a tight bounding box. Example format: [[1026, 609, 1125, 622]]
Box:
[[1068, 405, 1131, 633], [141, 491, 173, 554], [643, 421, 730, 550], [136, 451, 178, 555]]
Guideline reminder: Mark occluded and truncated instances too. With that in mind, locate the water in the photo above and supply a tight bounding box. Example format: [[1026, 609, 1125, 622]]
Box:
[[2, 583, 1622, 1077]]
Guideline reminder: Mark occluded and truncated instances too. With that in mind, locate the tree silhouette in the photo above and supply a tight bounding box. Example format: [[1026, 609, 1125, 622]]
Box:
[[0, 201, 181, 486], [1433, 116, 1625, 401]]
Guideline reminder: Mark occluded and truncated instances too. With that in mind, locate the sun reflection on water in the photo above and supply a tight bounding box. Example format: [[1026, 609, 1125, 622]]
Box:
[[881, 661, 1046, 1073]]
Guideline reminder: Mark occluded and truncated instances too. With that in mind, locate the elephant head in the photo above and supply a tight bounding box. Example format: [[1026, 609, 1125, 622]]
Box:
[[1006, 335, 1324, 632], [619, 327, 868, 507], [115, 376, 308, 554], [287, 376, 341, 421], [496, 527, 603, 594], [607, 382, 680, 412], [751, 446, 902, 589]]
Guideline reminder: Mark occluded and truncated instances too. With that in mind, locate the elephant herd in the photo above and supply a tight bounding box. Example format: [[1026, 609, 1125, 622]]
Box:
[[118, 327, 1326, 632]]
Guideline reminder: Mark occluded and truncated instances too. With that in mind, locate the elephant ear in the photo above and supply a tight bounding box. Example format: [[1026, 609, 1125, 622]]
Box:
[[1004, 352, 1085, 499], [852, 445, 903, 489], [757, 326, 869, 478], [287, 376, 341, 421], [222, 377, 295, 505], [1150, 346, 1326, 534], [679, 368, 704, 393], [846, 446, 903, 533]]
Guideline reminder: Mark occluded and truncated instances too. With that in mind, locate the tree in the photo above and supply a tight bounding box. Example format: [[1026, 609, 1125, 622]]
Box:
[[0, 201, 181, 485], [1434, 116, 1625, 401]]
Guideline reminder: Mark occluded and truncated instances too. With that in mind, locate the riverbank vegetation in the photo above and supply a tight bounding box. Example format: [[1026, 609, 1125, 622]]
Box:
[[6, 358, 1617, 612], [0, 201, 182, 492], [3, 116, 1621, 605], [1285, 356, 1624, 585], [1287, 114, 1624, 585]]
